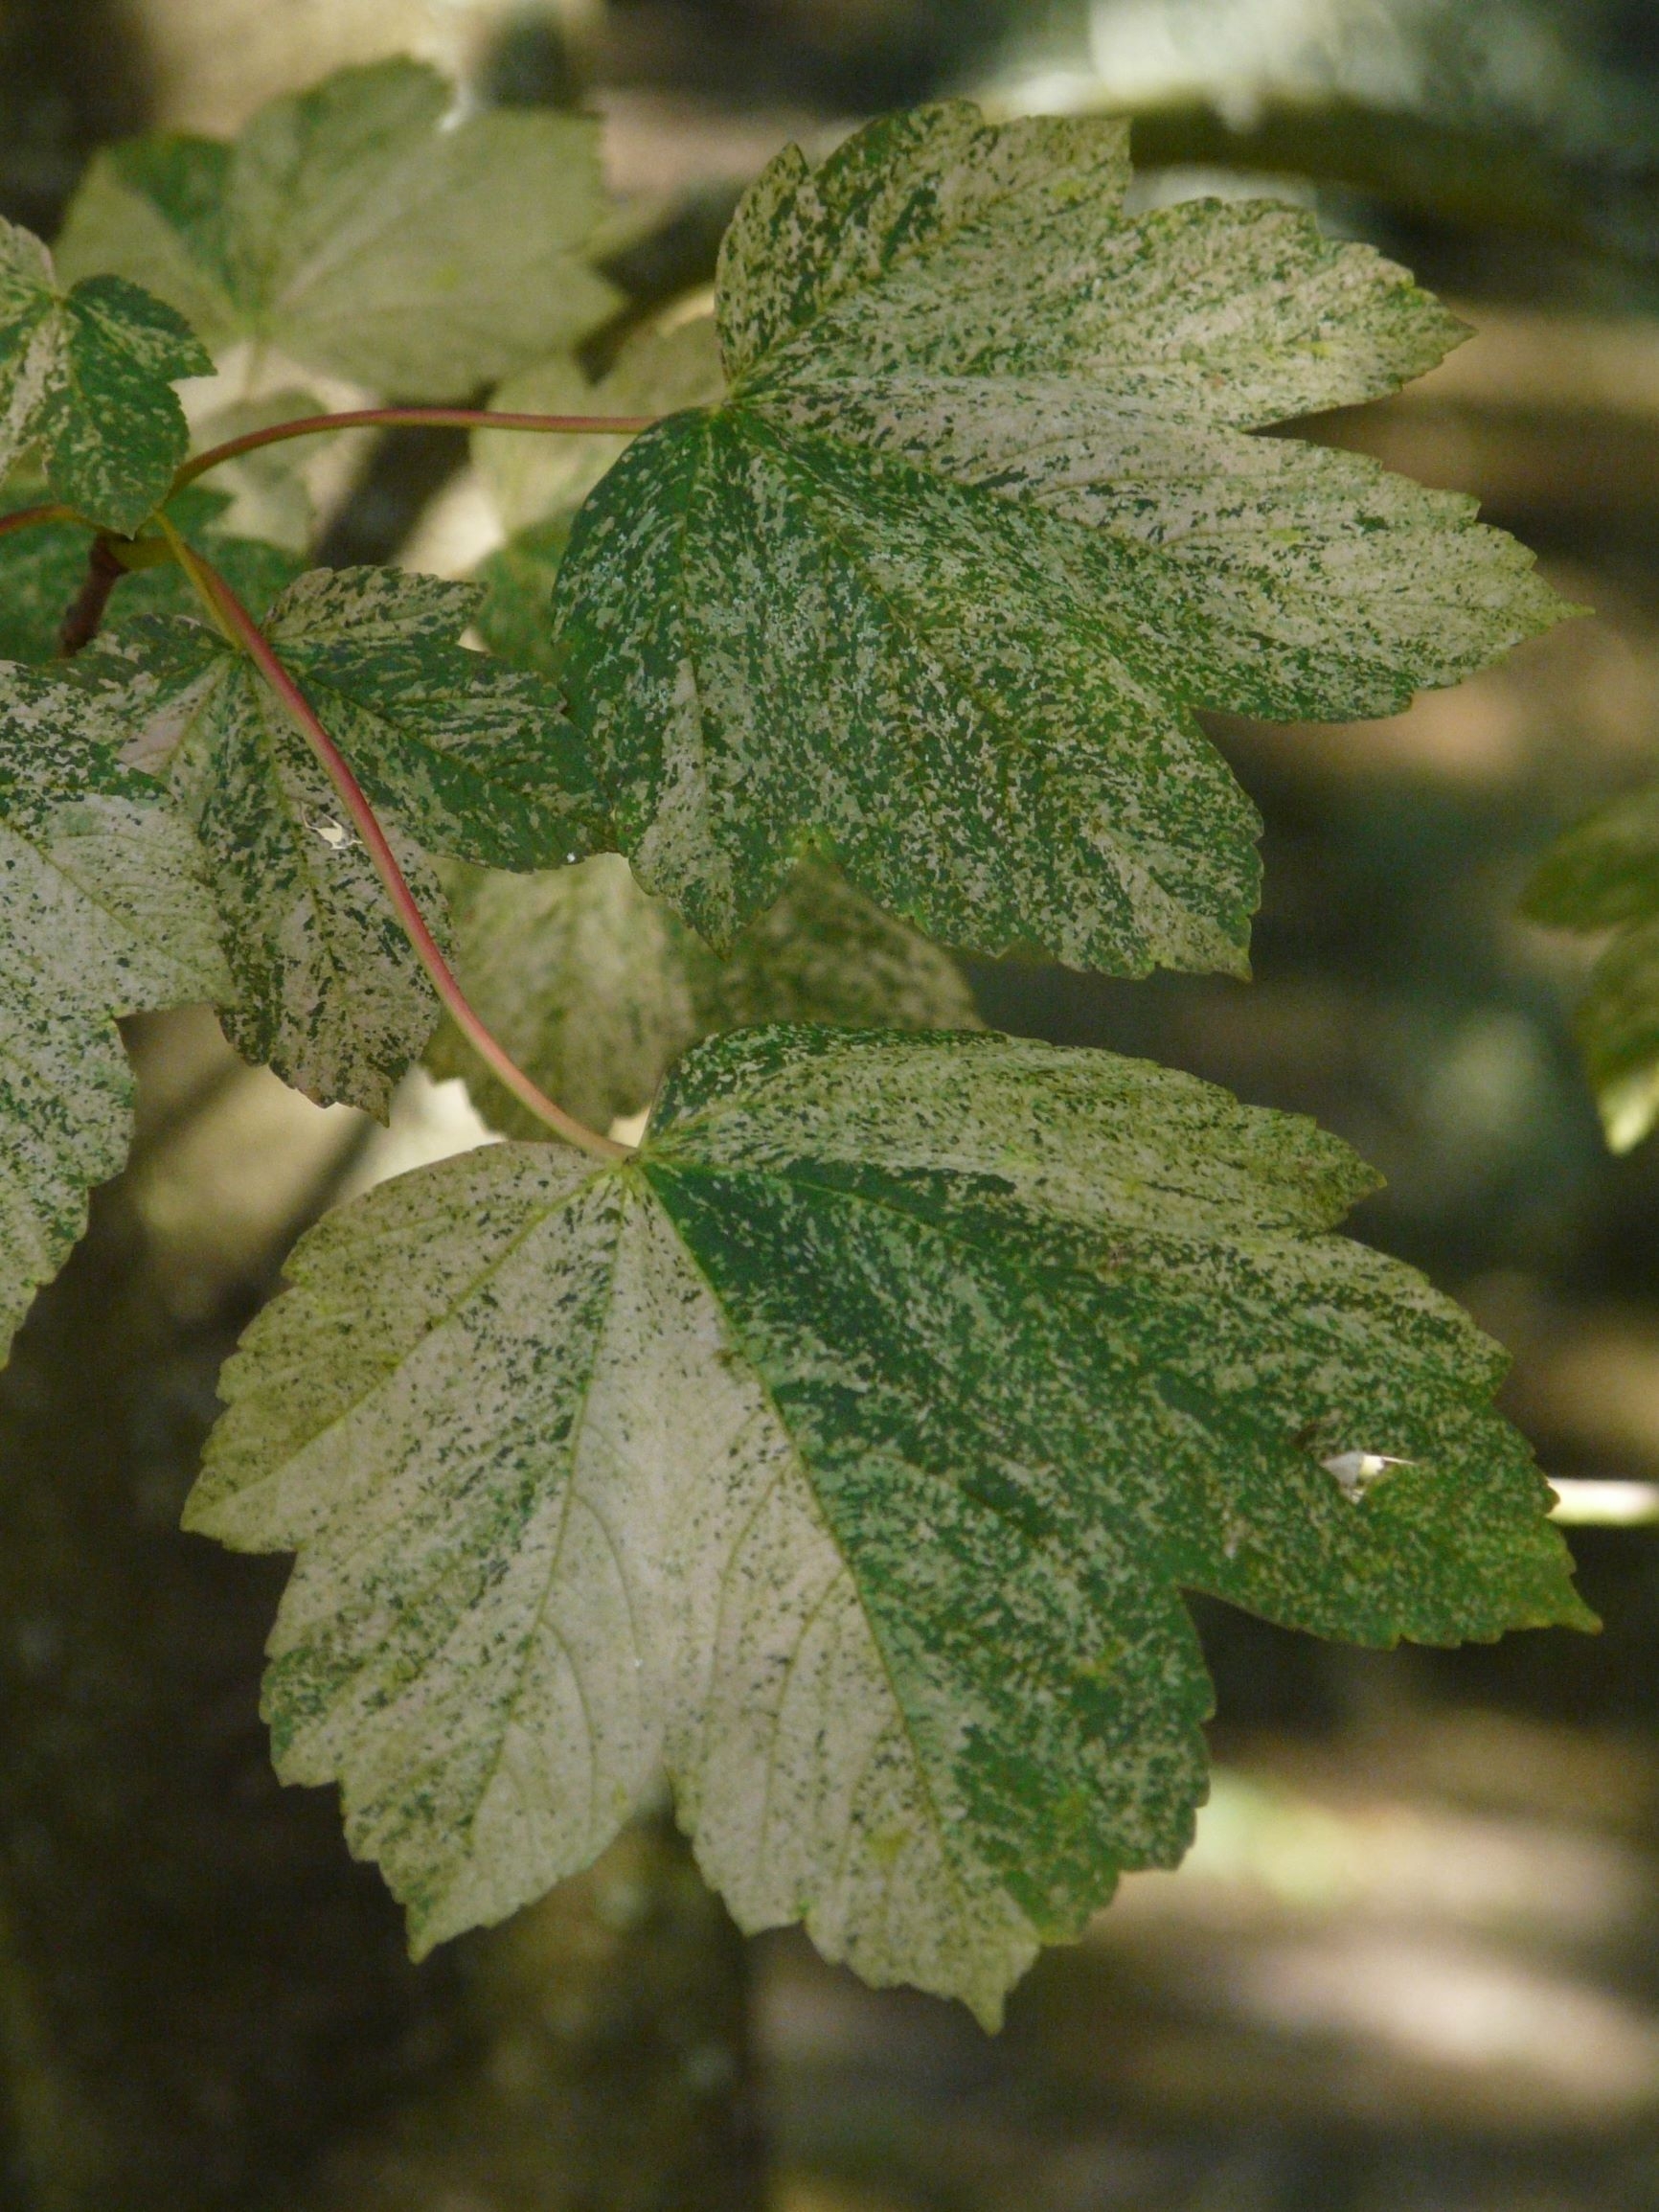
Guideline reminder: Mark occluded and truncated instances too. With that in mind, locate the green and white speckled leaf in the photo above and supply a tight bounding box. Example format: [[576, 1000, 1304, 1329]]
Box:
[[56, 59, 619, 399], [189, 1026, 1587, 2023], [425, 854, 980, 1136], [552, 102, 1570, 967], [0, 218, 209, 534], [0, 476, 301, 665], [1524, 781, 1659, 1151], [79, 567, 602, 1112], [0, 661, 229, 1357]]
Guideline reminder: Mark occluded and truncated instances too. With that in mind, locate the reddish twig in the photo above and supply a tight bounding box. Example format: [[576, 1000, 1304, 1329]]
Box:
[[0, 500, 75, 539], [162, 526, 629, 1163], [174, 406, 661, 491], [57, 536, 131, 657]]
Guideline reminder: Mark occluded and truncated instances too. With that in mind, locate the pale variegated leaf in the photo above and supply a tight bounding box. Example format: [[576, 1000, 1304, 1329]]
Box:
[[0, 218, 209, 534], [189, 1027, 1585, 2024], [78, 568, 603, 1113], [0, 662, 229, 1357], [425, 853, 980, 1135], [552, 103, 1570, 967], [56, 59, 619, 399]]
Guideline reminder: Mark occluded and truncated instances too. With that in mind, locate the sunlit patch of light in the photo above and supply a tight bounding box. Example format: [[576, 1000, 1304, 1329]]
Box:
[[340, 1067, 501, 1200], [1237, 1933, 1659, 2108], [1549, 1477, 1659, 1527], [1110, 1767, 1648, 1935]]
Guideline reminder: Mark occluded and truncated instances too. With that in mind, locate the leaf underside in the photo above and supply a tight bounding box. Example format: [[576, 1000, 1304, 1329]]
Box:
[[0, 217, 210, 534], [549, 101, 1568, 974], [78, 567, 602, 1114], [425, 853, 982, 1136], [56, 58, 620, 399], [191, 1026, 1585, 2026], [0, 662, 228, 1357]]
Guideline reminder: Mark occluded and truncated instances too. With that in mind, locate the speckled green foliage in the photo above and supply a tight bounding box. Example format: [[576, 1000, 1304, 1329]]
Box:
[[190, 1026, 1586, 2024], [0, 477, 301, 664], [78, 568, 602, 1114], [0, 217, 209, 535], [0, 662, 228, 1357], [1525, 781, 1659, 1150], [426, 854, 980, 1135], [552, 102, 1569, 969], [56, 58, 619, 398]]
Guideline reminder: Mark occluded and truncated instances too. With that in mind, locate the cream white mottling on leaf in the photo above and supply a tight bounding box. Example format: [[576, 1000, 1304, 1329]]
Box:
[[76, 567, 603, 1114], [190, 1027, 1588, 2025], [0, 662, 228, 1358], [551, 103, 1572, 969], [0, 217, 209, 534]]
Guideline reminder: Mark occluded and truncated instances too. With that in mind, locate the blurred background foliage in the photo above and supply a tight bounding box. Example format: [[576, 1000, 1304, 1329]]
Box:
[[10, 1, 1659, 2207]]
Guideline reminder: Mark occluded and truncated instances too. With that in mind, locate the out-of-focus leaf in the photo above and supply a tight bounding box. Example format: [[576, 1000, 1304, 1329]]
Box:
[[475, 312, 724, 538], [1526, 781, 1659, 1149], [425, 854, 980, 1137], [56, 59, 619, 399]]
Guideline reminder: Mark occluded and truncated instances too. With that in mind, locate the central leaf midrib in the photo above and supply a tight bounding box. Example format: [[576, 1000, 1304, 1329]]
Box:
[[435, 1177, 635, 1891], [638, 1157, 991, 1938], [724, 410, 1243, 942]]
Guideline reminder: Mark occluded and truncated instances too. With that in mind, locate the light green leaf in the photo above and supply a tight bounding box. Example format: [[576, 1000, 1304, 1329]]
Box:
[[474, 516, 568, 679], [78, 567, 602, 1112], [0, 218, 210, 534], [182, 386, 333, 554], [705, 857, 981, 1036], [425, 853, 980, 1135], [0, 662, 229, 1357], [477, 311, 725, 538], [552, 102, 1570, 968], [57, 59, 620, 399], [1524, 781, 1659, 1150], [189, 1026, 1585, 2025], [0, 476, 301, 665]]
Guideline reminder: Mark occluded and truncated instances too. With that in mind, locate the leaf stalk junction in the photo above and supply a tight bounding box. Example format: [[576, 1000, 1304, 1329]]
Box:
[[156, 519, 628, 1162], [1, 399, 666, 1159]]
